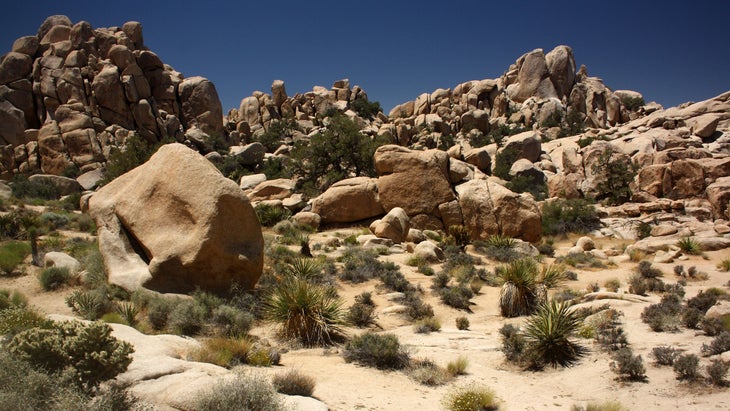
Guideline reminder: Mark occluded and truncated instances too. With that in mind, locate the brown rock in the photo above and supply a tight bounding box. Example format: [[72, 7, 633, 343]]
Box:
[[545, 45, 576, 99], [0, 52, 33, 85], [87, 143, 263, 293], [311, 177, 384, 223], [667, 160, 705, 199], [92, 64, 134, 129], [374, 145, 455, 217], [247, 178, 295, 202], [12, 36, 39, 56], [178, 76, 224, 136], [371, 207, 410, 243], [501, 130, 543, 163], [706, 176, 730, 218]]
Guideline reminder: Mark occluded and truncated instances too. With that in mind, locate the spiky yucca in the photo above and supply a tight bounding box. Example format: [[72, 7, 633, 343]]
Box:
[[523, 300, 585, 368], [281, 257, 322, 281], [498, 259, 566, 317], [264, 278, 345, 346]]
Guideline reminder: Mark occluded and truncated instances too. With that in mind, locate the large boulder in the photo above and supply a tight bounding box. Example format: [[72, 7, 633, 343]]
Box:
[[311, 177, 384, 223], [374, 145, 455, 218], [177, 76, 224, 137], [456, 179, 541, 242], [370, 207, 410, 243], [87, 143, 264, 293]]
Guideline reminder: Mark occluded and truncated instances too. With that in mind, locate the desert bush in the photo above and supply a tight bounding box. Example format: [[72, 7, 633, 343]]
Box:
[[169, 300, 207, 336], [402, 290, 434, 321], [541, 198, 601, 236], [498, 258, 564, 317], [0, 306, 53, 336], [673, 353, 700, 380], [701, 331, 730, 356], [446, 225, 471, 248], [556, 252, 606, 269], [6, 320, 134, 390], [342, 332, 410, 370], [414, 316, 441, 334], [637, 261, 662, 279], [10, 174, 60, 200], [652, 346, 680, 366], [146, 296, 175, 330], [246, 347, 275, 367], [272, 369, 316, 396], [338, 247, 384, 283], [191, 336, 253, 368], [439, 285, 474, 310], [701, 317, 728, 336], [447, 355, 469, 376], [628, 274, 647, 296], [408, 358, 450, 386], [455, 316, 470, 330], [499, 323, 526, 363], [0, 288, 27, 309], [38, 266, 72, 291], [596, 324, 629, 352], [192, 371, 284, 411], [610, 348, 647, 381], [641, 294, 683, 332], [677, 237, 702, 255], [717, 259, 730, 272], [635, 221, 652, 239], [347, 292, 376, 327], [211, 304, 254, 337], [264, 278, 345, 346], [706, 359, 729, 386], [682, 307, 704, 329], [0, 240, 31, 275], [350, 97, 382, 120], [523, 300, 585, 368], [603, 278, 621, 292], [441, 383, 500, 411], [687, 290, 720, 314], [591, 146, 635, 205], [102, 135, 167, 185]]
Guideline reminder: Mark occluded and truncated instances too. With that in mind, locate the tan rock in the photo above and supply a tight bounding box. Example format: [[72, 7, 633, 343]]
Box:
[[414, 240, 444, 262], [501, 130, 542, 163], [688, 114, 719, 138], [87, 143, 264, 293], [650, 224, 678, 237], [463, 147, 491, 172], [292, 211, 321, 230], [311, 177, 384, 223], [374, 145, 455, 217], [178, 76, 224, 136], [706, 176, 730, 218], [371, 207, 410, 243], [247, 178, 295, 202]]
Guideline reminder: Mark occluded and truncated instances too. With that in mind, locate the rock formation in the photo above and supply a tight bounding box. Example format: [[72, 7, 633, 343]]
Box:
[[87, 143, 263, 293], [0, 15, 223, 177]]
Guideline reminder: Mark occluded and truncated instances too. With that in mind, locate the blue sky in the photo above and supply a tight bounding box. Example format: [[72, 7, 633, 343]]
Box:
[[2, 1, 728, 113]]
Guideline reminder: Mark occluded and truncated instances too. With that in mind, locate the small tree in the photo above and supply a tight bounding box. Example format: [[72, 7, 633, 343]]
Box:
[[255, 117, 301, 152], [591, 146, 636, 205]]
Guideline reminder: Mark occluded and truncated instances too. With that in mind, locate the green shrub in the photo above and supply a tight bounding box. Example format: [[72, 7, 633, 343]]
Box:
[[635, 222, 652, 239], [610, 348, 647, 381], [641, 294, 683, 332], [0, 306, 53, 336], [146, 296, 174, 330], [342, 332, 410, 370], [0, 240, 31, 275], [499, 323, 527, 363], [651, 346, 680, 366], [493, 146, 520, 180], [192, 371, 284, 411], [541, 199, 601, 236], [0, 288, 28, 309], [440, 285, 474, 310], [272, 369, 316, 396], [10, 175, 60, 200], [254, 203, 291, 227], [442, 383, 500, 411], [455, 316, 470, 330], [556, 252, 606, 269], [591, 146, 635, 205], [677, 237, 702, 255], [414, 316, 441, 334], [702, 331, 730, 356], [523, 300, 585, 368], [706, 359, 729, 386], [114, 301, 139, 327], [264, 278, 345, 346], [339, 247, 385, 283], [38, 266, 72, 291], [350, 98, 382, 120], [673, 353, 700, 380], [347, 292, 376, 327], [7, 320, 134, 390], [102, 135, 166, 185], [211, 304, 253, 337], [446, 225, 471, 248], [255, 117, 301, 152], [169, 300, 207, 336]]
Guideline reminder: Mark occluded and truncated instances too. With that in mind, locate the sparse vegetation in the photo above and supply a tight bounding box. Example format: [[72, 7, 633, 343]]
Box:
[[677, 237, 702, 255], [591, 146, 635, 205], [541, 198, 601, 236], [610, 348, 647, 381], [673, 353, 700, 380], [441, 383, 500, 411], [641, 294, 683, 332], [706, 359, 729, 386], [652, 346, 680, 366], [272, 369, 316, 397], [342, 332, 410, 370], [347, 291, 377, 327], [455, 316, 470, 330], [192, 371, 284, 411], [38, 266, 72, 291]]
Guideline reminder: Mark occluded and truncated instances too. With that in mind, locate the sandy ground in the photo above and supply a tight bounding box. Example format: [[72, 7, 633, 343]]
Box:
[[2, 231, 729, 411]]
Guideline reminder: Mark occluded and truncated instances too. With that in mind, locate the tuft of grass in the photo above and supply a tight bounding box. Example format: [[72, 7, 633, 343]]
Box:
[[191, 337, 253, 368], [408, 359, 451, 386], [264, 278, 346, 346], [603, 278, 621, 292], [342, 332, 410, 370], [446, 355, 469, 376], [441, 383, 500, 411], [254, 203, 291, 227], [0, 241, 31, 275], [0, 288, 28, 309], [38, 266, 72, 291], [455, 316, 470, 330], [717, 259, 730, 272], [414, 316, 441, 334], [272, 369, 316, 396]]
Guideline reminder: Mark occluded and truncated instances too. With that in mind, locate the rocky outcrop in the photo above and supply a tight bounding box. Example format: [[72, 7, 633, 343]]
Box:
[[87, 143, 263, 293], [0, 16, 223, 177], [310, 177, 384, 223]]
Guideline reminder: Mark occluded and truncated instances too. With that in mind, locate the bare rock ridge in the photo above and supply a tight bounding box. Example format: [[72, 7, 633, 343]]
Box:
[[0, 15, 223, 177]]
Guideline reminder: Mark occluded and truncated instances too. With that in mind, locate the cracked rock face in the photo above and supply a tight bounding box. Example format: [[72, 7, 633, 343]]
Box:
[[87, 143, 263, 293]]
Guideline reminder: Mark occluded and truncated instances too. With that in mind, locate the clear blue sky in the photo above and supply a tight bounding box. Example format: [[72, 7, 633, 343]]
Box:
[[2, 0, 728, 113]]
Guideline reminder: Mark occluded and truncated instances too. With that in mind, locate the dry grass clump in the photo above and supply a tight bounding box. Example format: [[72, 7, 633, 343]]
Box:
[[342, 332, 410, 370], [441, 383, 500, 411], [272, 369, 316, 396], [192, 371, 283, 411]]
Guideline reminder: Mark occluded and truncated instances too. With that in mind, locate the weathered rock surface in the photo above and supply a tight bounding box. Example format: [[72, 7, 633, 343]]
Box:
[[87, 144, 263, 293], [370, 207, 410, 243], [311, 177, 384, 223]]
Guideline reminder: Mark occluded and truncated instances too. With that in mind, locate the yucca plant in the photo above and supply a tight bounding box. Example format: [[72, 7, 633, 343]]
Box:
[[485, 234, 516, 249], [677, 237, 702, 255], [281, 257, 322, 282], [65, 290, 104, 320], [264, 278, 345, 346], [523, 300, 586, 368], [114, 301, 139, 326], [498, 258, 538, 317]]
